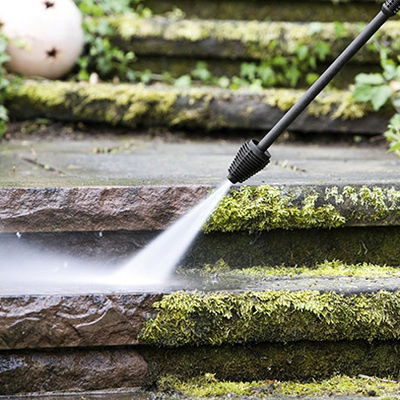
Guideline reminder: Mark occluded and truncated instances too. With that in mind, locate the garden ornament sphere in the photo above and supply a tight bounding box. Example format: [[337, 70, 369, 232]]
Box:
[[0, 0, 84, 79]]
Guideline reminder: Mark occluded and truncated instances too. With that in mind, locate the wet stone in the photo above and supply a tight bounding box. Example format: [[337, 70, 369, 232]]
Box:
[[0, 349, 147, 395]]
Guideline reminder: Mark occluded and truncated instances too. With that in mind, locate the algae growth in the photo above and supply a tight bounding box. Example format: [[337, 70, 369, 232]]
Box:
[[158, 374, 400, 398], [140, 290, 400, 346]]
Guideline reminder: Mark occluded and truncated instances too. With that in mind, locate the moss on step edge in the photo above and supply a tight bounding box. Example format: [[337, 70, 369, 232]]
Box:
[[205, 185, 400, 232], [139, 290, 400, 346], [143, 340, 400, 386], [157, 374, 400, 398], [185, 259, 400, 278], [5, 80, 377, 130], [109, 16, 400, 63]]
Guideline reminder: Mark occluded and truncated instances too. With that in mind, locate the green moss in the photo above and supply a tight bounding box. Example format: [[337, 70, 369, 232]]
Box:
[[194, 259, 400, 278], [6, 80, 67, 107], [158, 374, 400, 398], [145, 0, 380, 23], [205, 185, 400, 233], [109, 16, 400, 64], [139, 290, 400, 346], [7, 80, 377, 129], [143, 340, 400, 387]]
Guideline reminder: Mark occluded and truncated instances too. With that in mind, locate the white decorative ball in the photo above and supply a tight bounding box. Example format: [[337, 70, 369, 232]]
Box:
[[0, 0, 84, 79]]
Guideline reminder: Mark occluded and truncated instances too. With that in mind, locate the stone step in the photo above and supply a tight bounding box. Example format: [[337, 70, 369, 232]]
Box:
[[1, 134, 399, 266], [2, 276, 400, 393], [108, 16, 400, 64], [147, 0, 384, 22], [6, 80, 389, 134]]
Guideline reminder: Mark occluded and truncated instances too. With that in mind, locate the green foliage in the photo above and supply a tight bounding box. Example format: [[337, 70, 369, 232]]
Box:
[[353, 54, 400, 157], [74, 0, 150, 81], [353, 53, 400, 111], [0, 33, 10, 136], [150, 41, 329, 90], [384, 113, 400, 155]]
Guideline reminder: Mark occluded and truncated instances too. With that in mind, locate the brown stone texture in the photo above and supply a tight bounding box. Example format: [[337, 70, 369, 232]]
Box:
[[0, 348, 147, 394], [0, 294, 161, 350], [0, 186, 210, 233]]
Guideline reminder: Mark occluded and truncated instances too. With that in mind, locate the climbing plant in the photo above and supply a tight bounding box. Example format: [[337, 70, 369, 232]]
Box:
[[74, 0, 150, 81], [384, 114, 400, 156], [352, 53, 400, 156]]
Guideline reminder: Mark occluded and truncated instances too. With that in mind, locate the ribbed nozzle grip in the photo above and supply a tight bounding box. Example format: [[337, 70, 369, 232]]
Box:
[[382, 0, 400, 15], [227, 139, 271, 184]]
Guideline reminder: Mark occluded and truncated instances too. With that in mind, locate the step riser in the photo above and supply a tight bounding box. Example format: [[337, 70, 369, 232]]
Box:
[[1, 341, 400, 395], [110, 18, 400, 64], [7, 81, 387, 134], [1, 184, 399, 233], [2, 226, 399, 268], [147, 0, 382, 22], [3, 290, 400, 351]]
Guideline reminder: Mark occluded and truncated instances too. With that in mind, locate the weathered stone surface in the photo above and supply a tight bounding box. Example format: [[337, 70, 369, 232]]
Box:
[[0, 294, 160, 350], [0, 348, 147, 395], [2, 341, 400, 395], [4, 282, 400, 350], [0, 186, 209, 233], [1, 226, 399, 268], [6, 80, 388, 134], [1, 184, 399, 233]]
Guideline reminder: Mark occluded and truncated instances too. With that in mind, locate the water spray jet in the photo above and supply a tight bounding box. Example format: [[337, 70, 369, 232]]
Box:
[[227, 0, 400, 184]]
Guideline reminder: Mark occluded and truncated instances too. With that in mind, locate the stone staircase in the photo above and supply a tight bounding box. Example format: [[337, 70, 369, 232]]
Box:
[[1, 0, 400, 398]]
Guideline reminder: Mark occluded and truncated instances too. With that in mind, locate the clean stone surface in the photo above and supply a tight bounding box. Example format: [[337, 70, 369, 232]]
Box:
[[1, 137, 399, 187], [0, 349, 147, 395], [0, 293, 160, 350]]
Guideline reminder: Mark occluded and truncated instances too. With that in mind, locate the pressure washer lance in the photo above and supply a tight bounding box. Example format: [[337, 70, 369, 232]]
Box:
[[227, 0, 400, 184]]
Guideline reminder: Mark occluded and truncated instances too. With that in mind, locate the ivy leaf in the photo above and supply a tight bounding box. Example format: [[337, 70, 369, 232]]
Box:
[[388, 142, 400, 152], [240, 63, 257, 80], [306, 73, 319, 85], [355, 73, 385, 85], [174, 75, 192, 88], [370, 85, 392, 110], [314, 42, 330, 61], [296, 45, 308, 61], [353, 84, 374, 103]]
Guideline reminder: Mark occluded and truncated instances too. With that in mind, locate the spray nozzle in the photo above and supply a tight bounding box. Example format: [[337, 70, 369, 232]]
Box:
[[227, 139, 271, 184]]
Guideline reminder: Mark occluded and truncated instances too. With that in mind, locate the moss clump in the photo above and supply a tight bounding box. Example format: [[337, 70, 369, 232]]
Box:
[[205, 185, 400, 233], [140, 290, 400, 346], [205, 186, 344, 233], [158, 374, 400, 398]]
